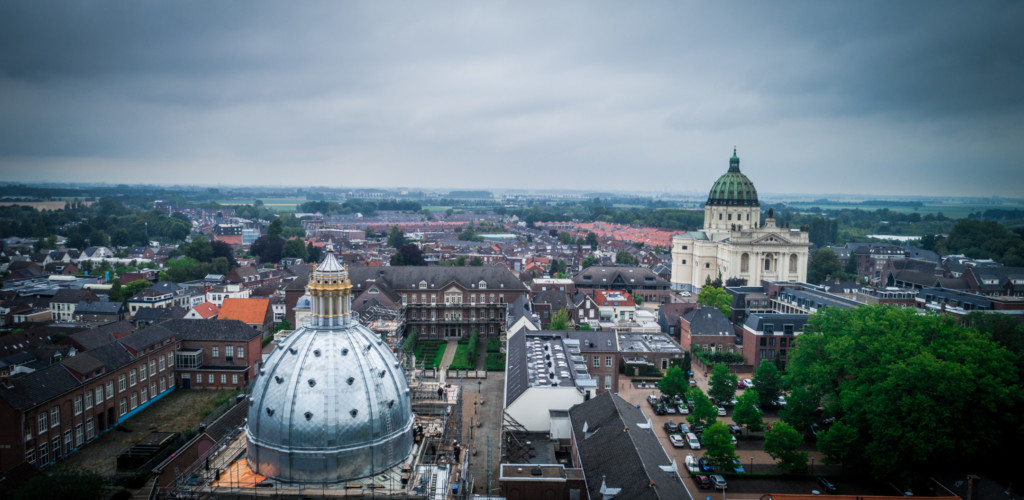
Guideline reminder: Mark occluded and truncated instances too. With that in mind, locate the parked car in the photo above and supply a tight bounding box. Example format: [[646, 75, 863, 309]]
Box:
[[676, 405, 689, 415], [698, 457, 714, 473], [728, 424, 743, 435], [695, 475, 712, 489], [669, 434, 686, 448], [817, 477, 838, 493], [666, 404, 677, 414], [688, 379, 697, 387], [678, 423, 690, 434], [728, 397, 738, 406], [711, 474, 728, 490], [737, 380, 746, 389], [685, 453, 699, 473], [647, 394, 659, 406], [692, 425, 704, 435], [686, 398, 695, 407], [732, 459, 745, 473], [653, 404, 667, 416], [717, 406, 727, 416], [776, 395, 787, 406], [742, 378, 753, 387], [664, 420, 680, 433], [686, 432, 701, 449]]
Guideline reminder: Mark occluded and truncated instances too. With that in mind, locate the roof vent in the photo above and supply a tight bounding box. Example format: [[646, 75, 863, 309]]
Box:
[[288, 347, 297, 355], [304, 411, 313, 421], [274, 376, 284, 384], [531, 466, 543, 476], [342, 348, 349, 356], [347, 377, 355, 385], [308, 379, 316, 388], [313, 349, 321, 357], [266, 407, 275, 416], [350, 409, 359, 418]]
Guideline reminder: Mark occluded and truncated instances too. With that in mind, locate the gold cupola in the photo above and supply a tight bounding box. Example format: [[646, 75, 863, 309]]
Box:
[[306, 245, 352, 328]]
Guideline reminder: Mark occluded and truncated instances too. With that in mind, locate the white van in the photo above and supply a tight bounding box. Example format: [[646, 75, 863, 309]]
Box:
[[686, 432, 700, 449]]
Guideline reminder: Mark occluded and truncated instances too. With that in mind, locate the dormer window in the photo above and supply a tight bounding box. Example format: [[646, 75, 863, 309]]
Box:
[[419, 280, 428, 289], [478, 280, 487, 289]]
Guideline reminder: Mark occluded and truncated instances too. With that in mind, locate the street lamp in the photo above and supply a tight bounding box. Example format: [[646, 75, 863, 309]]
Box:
[[750, 456, 754, 475]]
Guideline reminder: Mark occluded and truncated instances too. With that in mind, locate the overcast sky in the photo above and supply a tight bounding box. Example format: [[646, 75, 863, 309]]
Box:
[[1, 1, 1021, 197]]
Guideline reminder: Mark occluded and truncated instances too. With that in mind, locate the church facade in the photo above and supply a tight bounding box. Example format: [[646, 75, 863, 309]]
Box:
[[671, 150, 810, 290]]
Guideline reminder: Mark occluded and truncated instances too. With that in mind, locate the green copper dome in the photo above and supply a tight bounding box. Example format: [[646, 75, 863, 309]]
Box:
[[707, 148, 759, 207]]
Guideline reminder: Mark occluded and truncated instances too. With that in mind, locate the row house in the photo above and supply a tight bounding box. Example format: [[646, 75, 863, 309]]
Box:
[[205, 283, 252, 306], [0, 323, 179, 474], [572, 266, 673, 304], [680, 306, 737, 354], [164, 319, 263, 390], [741, 314, 809, 371], [126, 282, 191, 316], [348, 265, 529, 339], [49, 289, 100, 322]]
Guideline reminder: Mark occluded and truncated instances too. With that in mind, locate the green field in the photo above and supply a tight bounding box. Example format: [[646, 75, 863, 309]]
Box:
[[215, 198, 304, 212], [787, 202, 1024, 219]]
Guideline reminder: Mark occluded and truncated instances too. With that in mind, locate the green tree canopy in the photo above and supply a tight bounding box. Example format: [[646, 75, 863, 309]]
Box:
[[786, 305, 1021, 480], [701, 421, 738, 470], [807, 247, 846, 284], [732, 390, 764, 433], [281, 238, 309, 261], [763, 420, 808, 472], [658, 365, 688, 399], [686, 386, 718, 429], [549, 308, 570, 330], [696, 286, 732, 317], [614, 251, 638, 265], [388, 226, 406, 249], [708, 363, 737, 404], [581, 255, 599, 268], [751, 361, 783, 408]]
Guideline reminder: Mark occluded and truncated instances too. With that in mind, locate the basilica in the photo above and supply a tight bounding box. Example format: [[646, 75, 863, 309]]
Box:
[[671, 149, 810, 290]]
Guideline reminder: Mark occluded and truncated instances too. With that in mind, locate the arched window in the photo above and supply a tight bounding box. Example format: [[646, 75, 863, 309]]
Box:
[[741, 253, 749, 273], [765, 257, 771, 271], [789, 254, 798, 273]]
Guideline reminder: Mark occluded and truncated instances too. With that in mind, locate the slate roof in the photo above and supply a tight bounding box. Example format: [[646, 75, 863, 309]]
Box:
[[569, 392, 690, 500], [573, 266, 669, 288], [120, 323, 176, 352], [68, 320, 135, 350], [159, 318, 263, 341], [133, 306, 186, 324], [743, 313, 809, 333], [504, 327, 529, 407], [0, 363, 81, 411], [347, 265, 528, 292], [682, 306, 733, 336], [532, 289, 571, 311], [505, 295, 535, 327], [74, 301, 124, 315]]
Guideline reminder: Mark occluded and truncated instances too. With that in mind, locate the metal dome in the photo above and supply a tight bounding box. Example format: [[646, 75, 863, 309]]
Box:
[[245, 251, 413, 483], [706, 149, 759, 207]]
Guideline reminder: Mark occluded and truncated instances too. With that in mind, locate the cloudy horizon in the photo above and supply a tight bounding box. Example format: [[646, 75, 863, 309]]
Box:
[[1, 1, 1021, 197]]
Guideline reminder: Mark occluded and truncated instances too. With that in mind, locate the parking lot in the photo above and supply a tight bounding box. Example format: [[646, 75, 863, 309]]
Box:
[[616, 372, 857, 499]]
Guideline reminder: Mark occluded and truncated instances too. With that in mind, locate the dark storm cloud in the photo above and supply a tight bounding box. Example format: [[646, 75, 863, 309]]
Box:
[[0, 1, 1021, 196]]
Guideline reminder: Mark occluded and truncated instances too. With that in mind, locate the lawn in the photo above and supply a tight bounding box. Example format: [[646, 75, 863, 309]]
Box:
[[413, 340, 446, 369], [448, 342, 475, 370]]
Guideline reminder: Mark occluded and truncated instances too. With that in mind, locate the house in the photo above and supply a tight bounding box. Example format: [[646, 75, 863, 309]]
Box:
[[184, 302, 220, 320], [573, 265, 672, 304], [161, 319, 264, 389], [128, 247, 155, 260], [741, 314, 809, 371], [532, 290, 572, 328], [126, 282, 190, 316], [593, 290, 637, 323], [657, 302, 697, 340], [679, 306, 736, 354], [571, 292, 601, 325], [50, 289, 100, 322], [217, 298, 272, 334], [72, 301, 128, 325]]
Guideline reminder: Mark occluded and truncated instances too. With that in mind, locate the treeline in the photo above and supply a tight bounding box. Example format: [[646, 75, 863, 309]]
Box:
[[923, 219, 1024, 266], [514, 201, 705, 231], [0, 198, 192, 247], [298, 199, 423, 216]]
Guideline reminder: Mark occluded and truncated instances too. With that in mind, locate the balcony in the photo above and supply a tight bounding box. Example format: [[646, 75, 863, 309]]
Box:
[[174, 348, 203, 370]]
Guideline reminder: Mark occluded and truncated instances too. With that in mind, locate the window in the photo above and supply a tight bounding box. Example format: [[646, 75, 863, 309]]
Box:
[[120, 398, 127, 416], [225, 345, 232, 359], [95, 386, 103, 404], [106, 381, 113, 400], [86, 418, 94, 439], [50, 407, 59, 428], [149, 360, 156, 376], [75, 424, 83, 446], [236, 346, 244, 359], [431, 296, 436, 305], [705, 263, 710, 268], [119, 374, 126, 392], [232, 374, 238, 385], [661, 359, 669, 370], [167, 353, 174, 367], [38, 444, 47, 465], [593, 356, 599, 367], [74, 396, 83, 415], [141, 387, 148, 403], [760, 338, 767, 346], [759, 349, 766, 359], [52, 436, 61, 460], [212, 346, 219, 358], [768, 337, 776, 347], [150, 383, 156, 397], [681, 259, 687, 265], [129, 370, 137, 386], [605, 356, 612, 367], [84, 391, 93, 410], [220, 374, 227, 384], [38, 414, 47, 434], [604, 375, 612, 390], [64, 431, 72, 455], [208, 374, 214, 384], [159, 357, 166, 371], [765, 258, 771, 271], [159, 377, 166, 392], [130, 393, 138, 409]]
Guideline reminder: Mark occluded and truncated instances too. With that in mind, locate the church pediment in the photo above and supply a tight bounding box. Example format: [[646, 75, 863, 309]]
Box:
[[751, 233, 794, 245]]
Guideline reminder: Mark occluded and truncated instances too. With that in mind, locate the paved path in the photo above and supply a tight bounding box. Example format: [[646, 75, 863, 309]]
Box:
[[459, 372, 504, 496], [439, 339, 458, 370]]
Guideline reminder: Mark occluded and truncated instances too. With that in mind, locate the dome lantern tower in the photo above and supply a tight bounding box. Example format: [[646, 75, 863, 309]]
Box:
[[704, 148, 761, 231]]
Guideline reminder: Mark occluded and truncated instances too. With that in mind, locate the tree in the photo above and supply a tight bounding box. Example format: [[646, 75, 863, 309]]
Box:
[[402, 329, 418, 353], [708, 363, 737, 404], [581, 255, 599, 268], [585, 231, 599, 248], [274, 320, 292, 333], [764, 421, 808, 472], [387, 226, 406, 249], [109, 279, 123, 302], [185, 236, 213, 262], [557, 231, 573, 245], [702, 421, 739, 470], [785, 305, 1021, 480], [779, 385, 819, 433], [392, 243, 426, 266], [281, 238, 308, 260], [817, 420, 858, 466], [267, 218, 283, 239], [614, 251, 638, 265], [843, 252, 858, 277], [549, 308, 570, 330], [469, 256, 483, 266], [686, 387, 718, 429], [732, 390, 764, 433], [14, 466, 106, 500], [697, 286, 732, 318], [658, 365, 688, 399], [751, 361, 783, 408], [807, 248, 844, 284]]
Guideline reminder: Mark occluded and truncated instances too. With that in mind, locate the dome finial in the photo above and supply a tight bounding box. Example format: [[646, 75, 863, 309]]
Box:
[[729, 147, 740, 172]]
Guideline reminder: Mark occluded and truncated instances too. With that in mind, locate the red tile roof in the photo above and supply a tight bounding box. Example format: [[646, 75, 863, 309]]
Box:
[[218, 298, 270, 325], [191, 301, 220, 319], [593, 290, 636, 307]]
